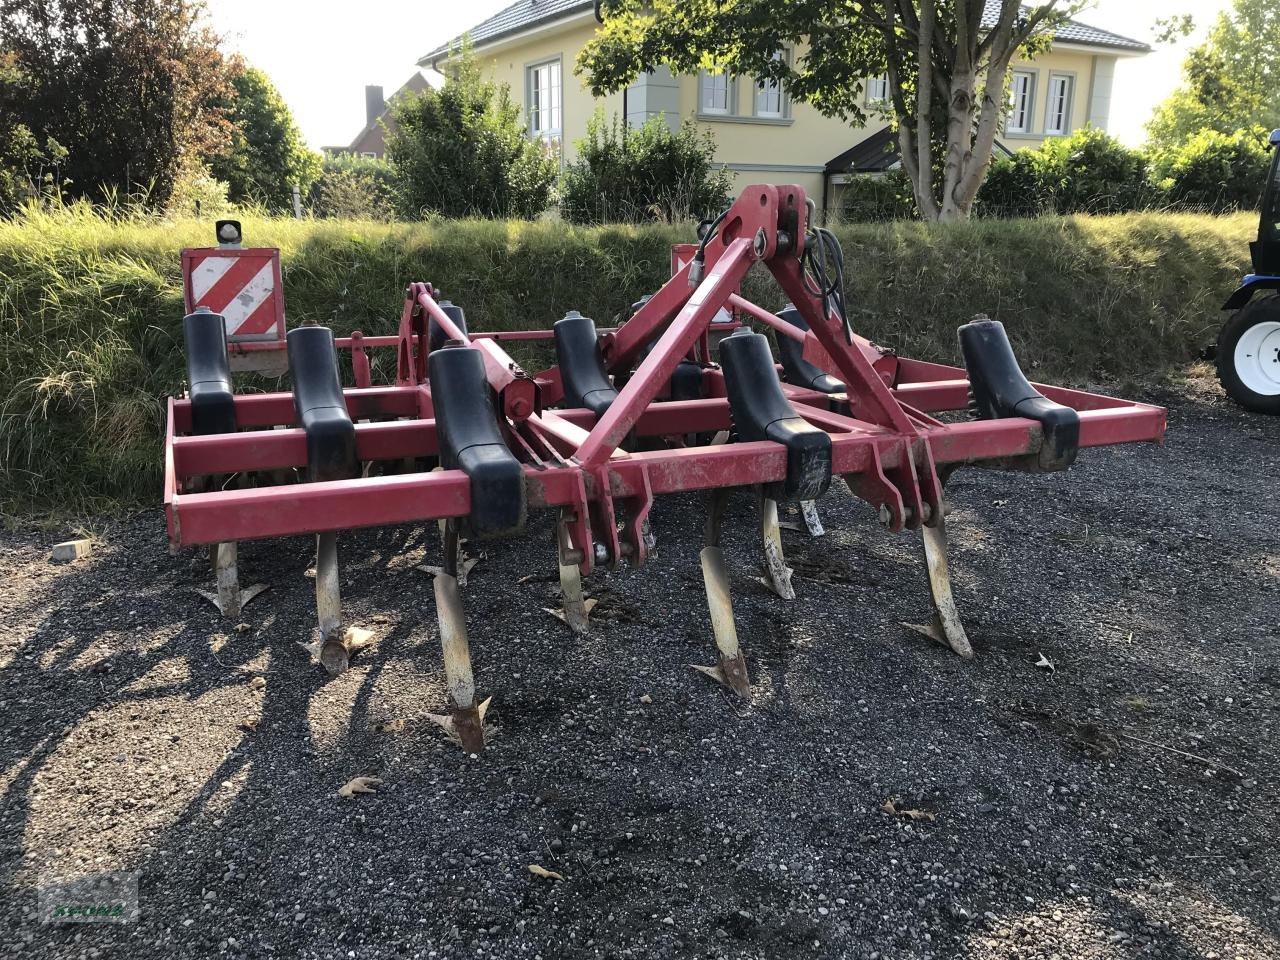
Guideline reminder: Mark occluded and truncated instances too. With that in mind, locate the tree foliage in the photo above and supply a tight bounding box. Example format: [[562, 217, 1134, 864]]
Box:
[[385, 50, 558, 219], [0, 0, 232, 206], [1151, 126, 1272, 211], [0, 50, 68, 211], [207, 62, 321, 211], [309, 153, 397, 221], [559, 113, 731, 224], [1147, 0, 1280, 150], [579, 1, 1077, 220]]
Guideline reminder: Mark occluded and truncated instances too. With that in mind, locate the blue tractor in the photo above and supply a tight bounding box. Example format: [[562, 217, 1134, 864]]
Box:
[[1218, 128, 1280, 413]]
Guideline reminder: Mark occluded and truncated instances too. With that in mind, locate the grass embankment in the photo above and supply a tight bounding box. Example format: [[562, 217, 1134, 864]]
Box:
[[0, 207, 1253, 513]]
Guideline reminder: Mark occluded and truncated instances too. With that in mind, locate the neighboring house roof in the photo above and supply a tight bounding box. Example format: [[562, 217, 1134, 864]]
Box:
[[420, 0, 593, 64], [420, 0, 1149, 65], [825, 127, 1013, 175], [980, 1, 1149, 53], [347, 73, 430, 155]]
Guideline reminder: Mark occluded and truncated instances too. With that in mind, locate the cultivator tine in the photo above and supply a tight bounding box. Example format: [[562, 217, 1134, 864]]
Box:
[[298, 532, 372, 675], [556, 513, 592, 634], [757, 489, 796, 600], [799, 500, 825, 537], [903, 506, 974, 659], [197, 541, 267, 618], [314, 532, 347, 673], [428, 521, 488, 751], [692, 490, 751, 698]]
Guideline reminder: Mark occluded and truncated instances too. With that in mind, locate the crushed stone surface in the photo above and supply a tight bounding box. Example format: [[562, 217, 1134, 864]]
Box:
[[1, 391, 1277, 959]]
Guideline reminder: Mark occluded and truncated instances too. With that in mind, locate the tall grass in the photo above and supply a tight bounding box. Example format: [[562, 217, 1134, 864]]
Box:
[[0, 206, 1253, 513]]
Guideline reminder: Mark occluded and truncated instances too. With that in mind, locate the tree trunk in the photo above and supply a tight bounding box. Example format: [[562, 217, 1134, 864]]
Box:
[[912, 0, 940, 219]]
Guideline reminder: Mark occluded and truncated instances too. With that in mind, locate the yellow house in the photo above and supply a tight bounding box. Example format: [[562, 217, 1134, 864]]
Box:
[[419, 0, 1149, 215]]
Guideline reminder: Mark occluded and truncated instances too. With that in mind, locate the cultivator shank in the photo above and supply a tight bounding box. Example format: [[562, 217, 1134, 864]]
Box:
[[166, 186, 1166, 748]]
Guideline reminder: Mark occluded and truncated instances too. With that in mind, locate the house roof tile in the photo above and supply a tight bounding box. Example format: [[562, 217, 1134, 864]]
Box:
[[420, 0, 593, 64], [421, 0, 1149, 65], [982, 1, 1150, 53]]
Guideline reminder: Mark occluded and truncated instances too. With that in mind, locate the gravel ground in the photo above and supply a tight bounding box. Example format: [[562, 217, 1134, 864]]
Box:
[[1, 390, 1278, 960]]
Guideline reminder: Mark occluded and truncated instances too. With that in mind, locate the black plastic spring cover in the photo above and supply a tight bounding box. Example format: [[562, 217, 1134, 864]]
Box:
[[671, 360, 704, 401], [286, 325, 359, 483], [958, 318, 1079, 472], [183, 307, 237, 436], [554, 311, 619, 419], [775, 303, 844, 394], [428, 345, 526, 538], [720, 329, 832, 502]]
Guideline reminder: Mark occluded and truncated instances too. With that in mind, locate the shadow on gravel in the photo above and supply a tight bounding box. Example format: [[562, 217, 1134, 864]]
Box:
[[1, 395, 1278, 958]]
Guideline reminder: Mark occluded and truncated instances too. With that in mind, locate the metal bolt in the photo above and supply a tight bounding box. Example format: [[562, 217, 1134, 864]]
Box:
[[878, 504, 892, 526], [593, 543, 608, 564], [753, 228, 767, 257]]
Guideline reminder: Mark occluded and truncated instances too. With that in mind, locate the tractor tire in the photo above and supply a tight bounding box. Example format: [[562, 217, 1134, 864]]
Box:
[[1216, 295, 1280, 415]]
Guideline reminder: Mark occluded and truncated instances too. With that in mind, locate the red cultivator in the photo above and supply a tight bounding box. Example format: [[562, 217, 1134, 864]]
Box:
[[165, 185, 1167, 751]]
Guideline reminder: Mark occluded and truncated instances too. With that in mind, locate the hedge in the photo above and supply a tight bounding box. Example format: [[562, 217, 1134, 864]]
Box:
[[0, 207, 1254, 512]]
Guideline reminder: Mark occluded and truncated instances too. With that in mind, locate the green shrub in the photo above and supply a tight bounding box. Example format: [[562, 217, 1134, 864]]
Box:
[[310, 153, 397, 220], [840, 169, 917, 222], [164, 161, 234, 219], [0, 208, 1253, 513], [980, 128, 1152, 216], [1046, 128, 1152, 214], [385, 49, 557, 219], [559, 113, 732, 224], [1151, 126, 1272, 212], [976, 150, 1052, 218]]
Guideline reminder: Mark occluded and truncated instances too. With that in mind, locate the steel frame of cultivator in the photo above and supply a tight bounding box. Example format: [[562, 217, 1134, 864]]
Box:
[[165, 183, 1167, 752]]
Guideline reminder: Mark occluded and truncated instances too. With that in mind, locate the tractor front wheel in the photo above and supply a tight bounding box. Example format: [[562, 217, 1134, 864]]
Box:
[[1217, 295, 1280, 414]]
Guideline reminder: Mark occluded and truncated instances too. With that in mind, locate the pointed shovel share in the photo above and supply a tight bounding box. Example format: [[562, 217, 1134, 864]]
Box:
[[162, 191, 1167, 762], [424, 344, 526, 751], [288, 325, 366, 675], [183, 308, 269, 617]]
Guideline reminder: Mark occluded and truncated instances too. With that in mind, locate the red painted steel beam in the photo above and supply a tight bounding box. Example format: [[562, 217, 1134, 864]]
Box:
[[414, 286, 535, 420], [577, 238, 756, 467], [173, 419, 438, 478], [727, 293, 806, 342], [553, 396, 754, 436], [768, 257, 917, 435], [173, 387, 420, 432], [606, 259, 696, 372], [1077, 404, 1167, 446], [891, 379, 970, 412], [173, 471, 473, 545], [168, 400, 1165, 546], [163, 398, 178, 544], [924, 419, 1040, 463]]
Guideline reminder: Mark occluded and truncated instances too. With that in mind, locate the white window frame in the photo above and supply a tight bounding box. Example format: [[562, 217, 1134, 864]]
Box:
[[754, 50, 788, 119], [526, 57, 563, 144], [699, 70, 735, 116], [1006, 70, 1036, 135], [865, 74, 889, 105], [1044, 72, 1074, 136]]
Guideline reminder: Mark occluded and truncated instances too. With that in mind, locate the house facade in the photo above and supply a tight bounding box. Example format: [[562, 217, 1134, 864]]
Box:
[[419, 0, 1149, 214]]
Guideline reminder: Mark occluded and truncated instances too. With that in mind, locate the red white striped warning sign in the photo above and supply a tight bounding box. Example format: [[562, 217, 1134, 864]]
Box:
[[181, 248, 284, 341]]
